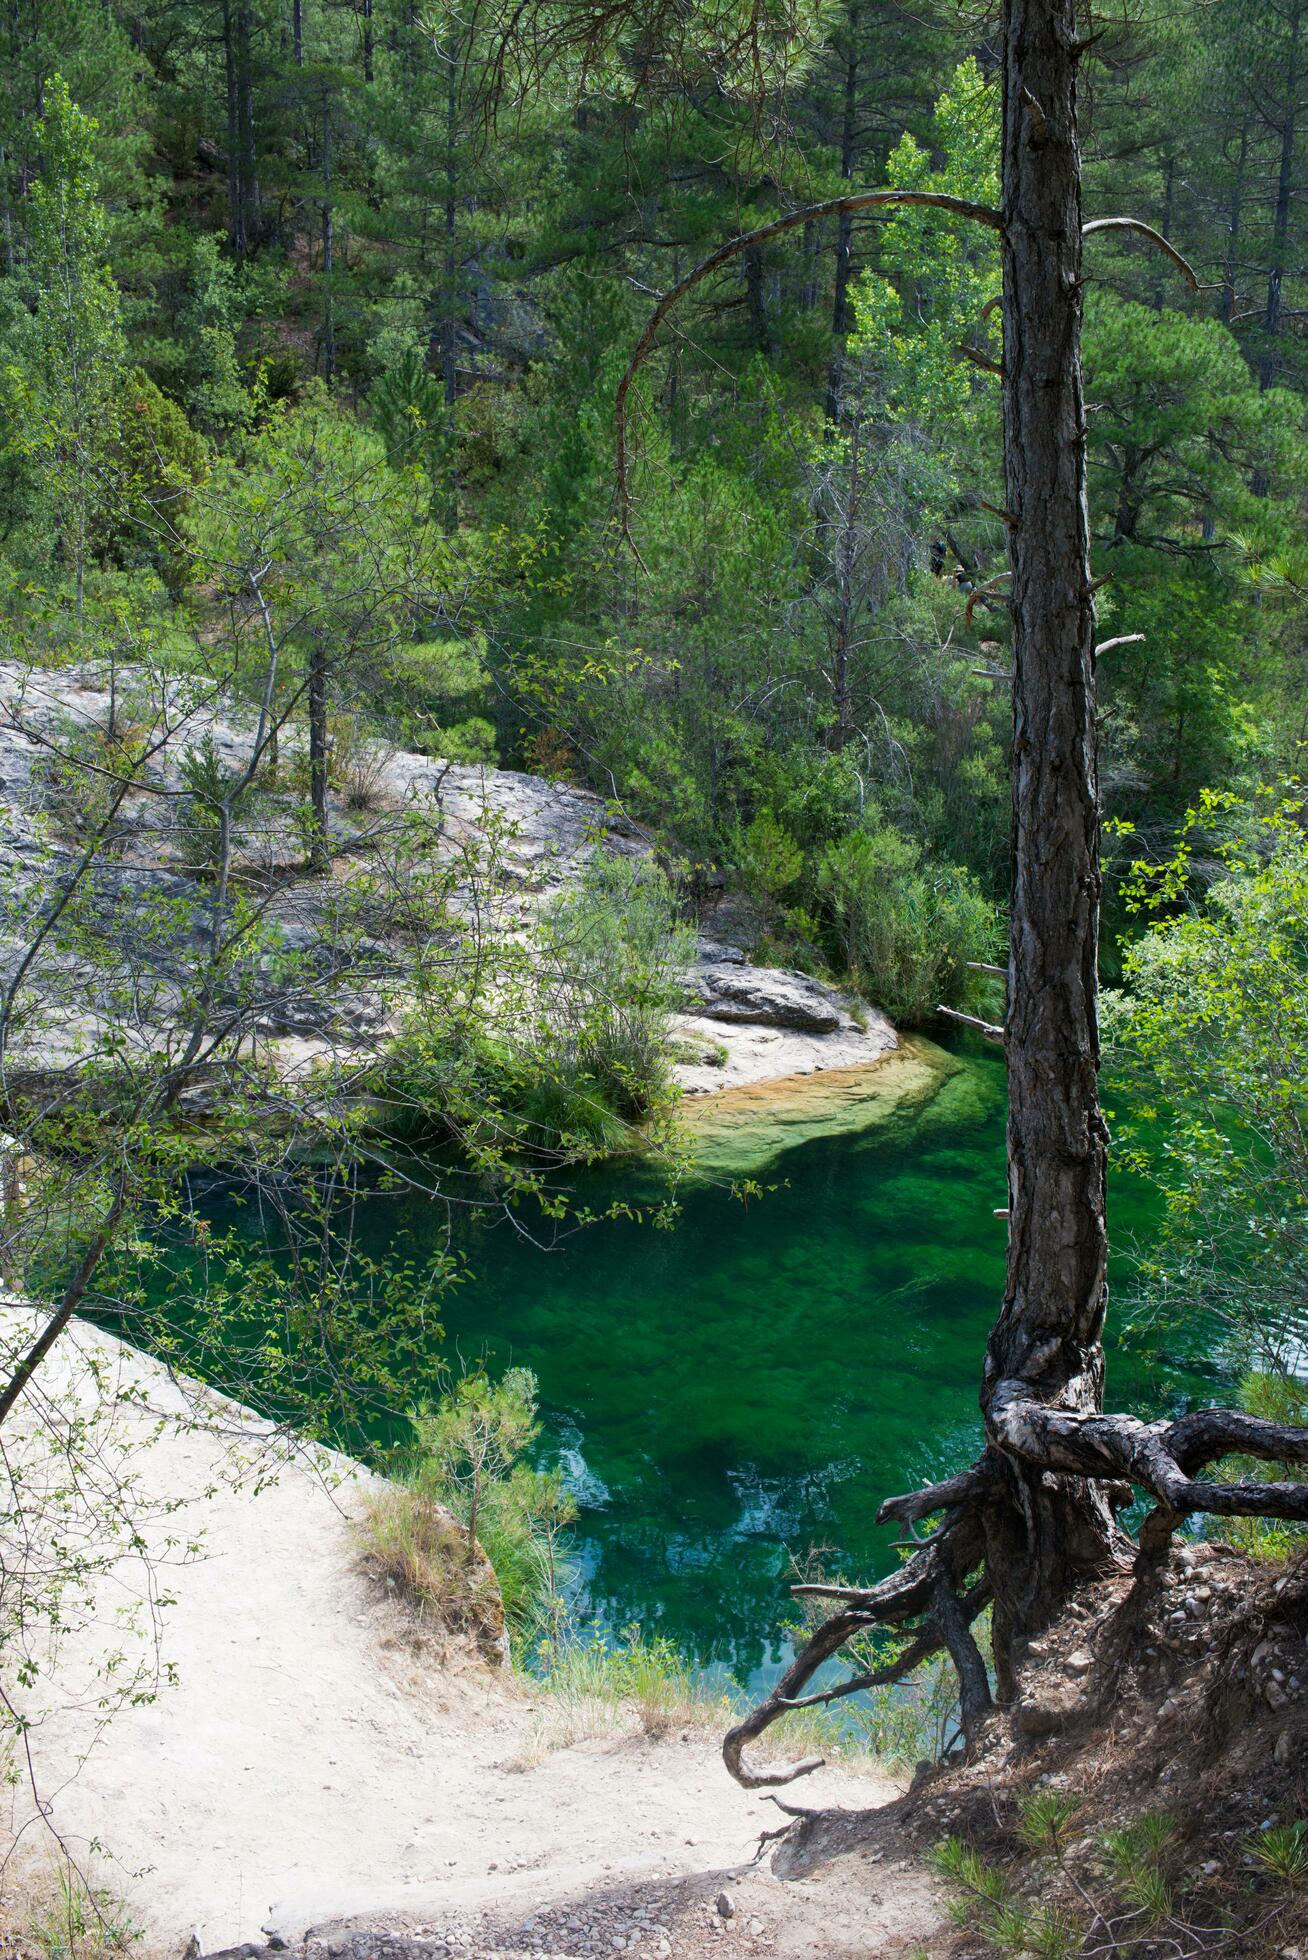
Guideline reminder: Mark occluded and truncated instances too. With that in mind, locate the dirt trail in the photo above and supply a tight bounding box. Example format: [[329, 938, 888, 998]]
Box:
[[2, 1316, 941, 1959]]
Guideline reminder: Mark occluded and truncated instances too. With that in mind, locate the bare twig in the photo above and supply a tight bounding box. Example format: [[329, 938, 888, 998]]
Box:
[[937, 1006, 1004, 1044]]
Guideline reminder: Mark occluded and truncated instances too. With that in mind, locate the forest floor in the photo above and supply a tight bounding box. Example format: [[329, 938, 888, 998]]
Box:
[[0, 1312, 943, 1960]]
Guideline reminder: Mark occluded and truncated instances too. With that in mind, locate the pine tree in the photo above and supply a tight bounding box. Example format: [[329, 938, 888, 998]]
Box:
[[13, 74, 126, 625]]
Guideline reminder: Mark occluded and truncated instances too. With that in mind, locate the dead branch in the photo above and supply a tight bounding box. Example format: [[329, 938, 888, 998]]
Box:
[[616, 189, 1003, 553], [937, 1006, 1004, 1044], [775, 1629, 941, 1711], [1020, 86, 1049, 148], [979, 499, 1019, 529], [955, 343, 1005, 378], [967, 961, 1008, 980], [965, 574, 1012, 626], [1082, 217, 1199, 291], [877, 1464, 997, 1529], [1094, 633, 1145, 657]]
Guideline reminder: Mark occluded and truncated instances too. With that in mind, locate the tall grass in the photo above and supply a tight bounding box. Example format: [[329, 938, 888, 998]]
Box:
[[515, 1619, 944, 1772]]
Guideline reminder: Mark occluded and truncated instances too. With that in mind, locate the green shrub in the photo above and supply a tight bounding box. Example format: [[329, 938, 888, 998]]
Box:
[[738, 808, 803, 897], [373, 855, 691, 1160], [378, 1364, 577, 1645], [176, 730, 259, 874], [815, 818, 997, 1023], [533, 852, 694, 1124], [26, 1866, 140, 1960]]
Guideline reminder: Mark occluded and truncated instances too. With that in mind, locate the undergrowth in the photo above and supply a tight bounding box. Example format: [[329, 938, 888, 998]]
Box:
[[363, 1364, 962, 1773], [24, 1866, 141, 1960], [935, 1792, 1308, 1959], [361, 1363, 574, 1646]]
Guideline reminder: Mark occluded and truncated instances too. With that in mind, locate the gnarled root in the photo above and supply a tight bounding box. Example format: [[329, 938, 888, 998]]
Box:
[[723, 1401, 1308, 1790], [723, 1503, 991, 1789]]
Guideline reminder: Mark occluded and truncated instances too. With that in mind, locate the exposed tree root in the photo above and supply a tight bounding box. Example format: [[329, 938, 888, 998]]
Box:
[[723, 1406, 1308, 1790]]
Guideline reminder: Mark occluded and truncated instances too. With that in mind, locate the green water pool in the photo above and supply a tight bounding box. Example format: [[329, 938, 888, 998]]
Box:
[[335, 1040, 1195, 1689]]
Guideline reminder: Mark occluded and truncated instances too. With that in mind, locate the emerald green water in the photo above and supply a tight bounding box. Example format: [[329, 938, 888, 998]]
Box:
[[332, 1043, 1194, 1689]]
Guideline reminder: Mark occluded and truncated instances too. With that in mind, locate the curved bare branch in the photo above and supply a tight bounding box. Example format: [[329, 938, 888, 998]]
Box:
[[1082, 217, 1199, 291], [723, 1510, 990, 1788], [877, 1463, 997, 1529], [965, 573, 1012, 627], [616, 189, 1004, 555]]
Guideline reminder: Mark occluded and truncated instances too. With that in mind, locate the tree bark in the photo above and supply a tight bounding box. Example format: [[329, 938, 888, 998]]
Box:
[[237, 5, 261, 252], [321, 97, 335, 383], [980, 0, 1117, 1691], [1221, 120, 1249, 329], [223, 0, 246, 257], [1251, 0, 1302, 497], [828, 409, 862, 750], [824, 1, 861, 424], [440, 31, 460, 535], [1258, 0, 1301, 395], [307, 633, 329, 873]]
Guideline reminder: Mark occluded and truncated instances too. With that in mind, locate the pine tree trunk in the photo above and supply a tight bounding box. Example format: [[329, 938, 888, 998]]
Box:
[[321, 98, 335, 383], [1221, 120, 1249, 328], [979, 0, 1117, 1694], [237, 5, 261, 251], [823, 3, 861, 423], [223, 1, 246, 257], [1258, 1, 1301, 392], [1252, 0, 1301, 497], [307, 635, 329, 874], [441, 32, 459, 535]]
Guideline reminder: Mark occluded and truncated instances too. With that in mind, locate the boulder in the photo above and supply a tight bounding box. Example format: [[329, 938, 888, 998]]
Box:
[[685, 957, 850, 1033]]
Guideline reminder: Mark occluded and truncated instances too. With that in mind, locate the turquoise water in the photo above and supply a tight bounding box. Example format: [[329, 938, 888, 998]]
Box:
[[334, 1044, 1190, 1688]]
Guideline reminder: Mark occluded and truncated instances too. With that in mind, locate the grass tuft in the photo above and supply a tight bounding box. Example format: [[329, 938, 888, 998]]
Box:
[[361, 1481, 506, 1651], [26, 1867, 140, 1960]]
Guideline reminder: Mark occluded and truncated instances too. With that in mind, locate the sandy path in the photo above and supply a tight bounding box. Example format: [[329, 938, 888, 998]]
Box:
[[2, 1318, 933, 1957]]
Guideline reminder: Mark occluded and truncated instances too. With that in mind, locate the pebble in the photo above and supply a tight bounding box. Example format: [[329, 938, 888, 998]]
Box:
[[715, 1895, 734, 1922]]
